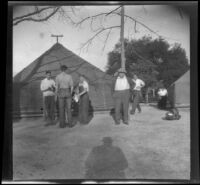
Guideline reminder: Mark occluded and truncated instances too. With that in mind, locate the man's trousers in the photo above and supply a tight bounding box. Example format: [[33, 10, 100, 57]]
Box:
[[113, 89, 130, 123], [58, 97, 72, 127], [44, 95, 55, 123], [131, 90, 142, 114]]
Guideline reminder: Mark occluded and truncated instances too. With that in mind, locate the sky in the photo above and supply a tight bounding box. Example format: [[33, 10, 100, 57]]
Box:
[[13, 5, 190, 76]]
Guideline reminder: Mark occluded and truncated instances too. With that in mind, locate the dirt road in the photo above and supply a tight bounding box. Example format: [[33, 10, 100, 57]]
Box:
[[13, 106, 190, 180]]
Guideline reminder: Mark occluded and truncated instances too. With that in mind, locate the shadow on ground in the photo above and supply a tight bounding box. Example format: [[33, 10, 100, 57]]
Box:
[[84, 137, 128, 179]]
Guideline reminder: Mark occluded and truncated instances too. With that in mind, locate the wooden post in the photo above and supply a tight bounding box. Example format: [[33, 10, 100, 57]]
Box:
[[120, 6, 125, 70]]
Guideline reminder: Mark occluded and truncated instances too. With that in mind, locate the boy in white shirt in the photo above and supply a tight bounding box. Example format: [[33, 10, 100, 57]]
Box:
[[130, 74, 145, 115], [40, 70, 56, 126]]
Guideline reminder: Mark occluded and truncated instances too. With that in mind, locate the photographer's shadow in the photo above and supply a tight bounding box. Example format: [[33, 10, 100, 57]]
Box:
[[84, 137, 128, 179]]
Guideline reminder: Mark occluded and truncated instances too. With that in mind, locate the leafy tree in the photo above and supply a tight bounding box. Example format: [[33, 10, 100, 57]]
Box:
[[106, 36, 189, 89], [157, 43, 189, 86]]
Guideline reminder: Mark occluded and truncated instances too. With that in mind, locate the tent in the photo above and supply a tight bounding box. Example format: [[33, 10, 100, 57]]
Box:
[[167, 70, 190, 107], [13, 43, 114, 118]]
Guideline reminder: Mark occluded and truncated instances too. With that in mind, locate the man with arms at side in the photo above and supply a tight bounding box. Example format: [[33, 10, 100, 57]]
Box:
[[55, 65, 73, 128]]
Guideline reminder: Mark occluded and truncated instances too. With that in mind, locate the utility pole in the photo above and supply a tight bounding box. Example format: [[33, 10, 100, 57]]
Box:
[[120, 6, 125, 70], [51, 34, 63, 43]]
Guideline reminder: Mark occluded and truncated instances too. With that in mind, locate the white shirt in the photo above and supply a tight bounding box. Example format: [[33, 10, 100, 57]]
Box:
[[79, 80, 89, 92], [115, 76, 130, 91], [40, 78, 56, 97], [133, 79, 145, 91], [158, 88, 168, 96]]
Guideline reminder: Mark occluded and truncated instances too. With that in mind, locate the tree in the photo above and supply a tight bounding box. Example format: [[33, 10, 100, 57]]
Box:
[[106, 36, 189, 88], [158, 43, 189, 86]]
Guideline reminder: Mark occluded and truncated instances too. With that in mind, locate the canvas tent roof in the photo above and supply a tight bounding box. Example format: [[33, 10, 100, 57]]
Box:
[[167, 70, 190, 107], [13, 43, 114, 117]]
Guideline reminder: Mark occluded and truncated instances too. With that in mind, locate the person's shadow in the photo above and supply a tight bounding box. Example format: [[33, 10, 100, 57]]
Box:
[[84, 137, 128, 179]]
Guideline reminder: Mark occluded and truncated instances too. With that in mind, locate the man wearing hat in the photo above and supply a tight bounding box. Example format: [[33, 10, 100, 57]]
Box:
[[55, 65, 74, 128], [111, 68, 134, 125]]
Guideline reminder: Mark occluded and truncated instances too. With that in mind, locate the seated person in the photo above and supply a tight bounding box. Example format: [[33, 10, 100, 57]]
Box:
[[157, 86, 168, 110]]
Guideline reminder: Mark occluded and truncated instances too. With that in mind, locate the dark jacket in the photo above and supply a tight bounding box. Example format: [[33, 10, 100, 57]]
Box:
[[111, 76, 135, 94]]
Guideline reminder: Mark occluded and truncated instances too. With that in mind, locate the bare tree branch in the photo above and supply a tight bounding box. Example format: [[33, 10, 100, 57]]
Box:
[[13, 5, 181, 53], [13, 7, 61, 26], [74, 13, 108, 27], [101, 28, 112, 53], [114, 12, 180, 41], [105, 5, 122, 16], [13, 6, 59, 21], [70, 6, 77, 16], [90, 17, 101, 32], [112, 12, 160, 37], [73, 6, 121, 28], [78, 25, 120, 53], [58, 7, 76, 25], [142, 5, 147, 15]]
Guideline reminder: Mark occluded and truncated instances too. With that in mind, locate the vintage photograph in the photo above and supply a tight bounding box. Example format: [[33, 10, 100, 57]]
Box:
[[12, 3, 191, 181]]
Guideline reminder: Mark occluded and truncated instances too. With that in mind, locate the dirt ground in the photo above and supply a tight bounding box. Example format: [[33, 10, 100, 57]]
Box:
[[13, 105, 190, 180]]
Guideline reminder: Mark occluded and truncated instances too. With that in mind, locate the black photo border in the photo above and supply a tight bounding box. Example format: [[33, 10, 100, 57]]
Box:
[[3, 1, 199, 184]]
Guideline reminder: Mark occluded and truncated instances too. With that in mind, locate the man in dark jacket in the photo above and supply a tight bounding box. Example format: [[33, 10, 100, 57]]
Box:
[[111, 68, 134, 125]]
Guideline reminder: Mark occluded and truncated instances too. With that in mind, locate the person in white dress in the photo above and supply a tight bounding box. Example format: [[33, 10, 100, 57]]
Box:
[[157, 85, 168, 109], [77, 76, 90, 124]]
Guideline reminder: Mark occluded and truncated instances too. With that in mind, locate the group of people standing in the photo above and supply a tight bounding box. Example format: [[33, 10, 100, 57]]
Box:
[[40, 65, 146, 128], [40, 65, 90, 128]]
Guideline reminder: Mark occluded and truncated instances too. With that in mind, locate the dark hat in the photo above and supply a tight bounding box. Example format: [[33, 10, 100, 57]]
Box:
[[60, 65, 68, 71], [117, 68, 127, 74], [45, 70, 51, 74]]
